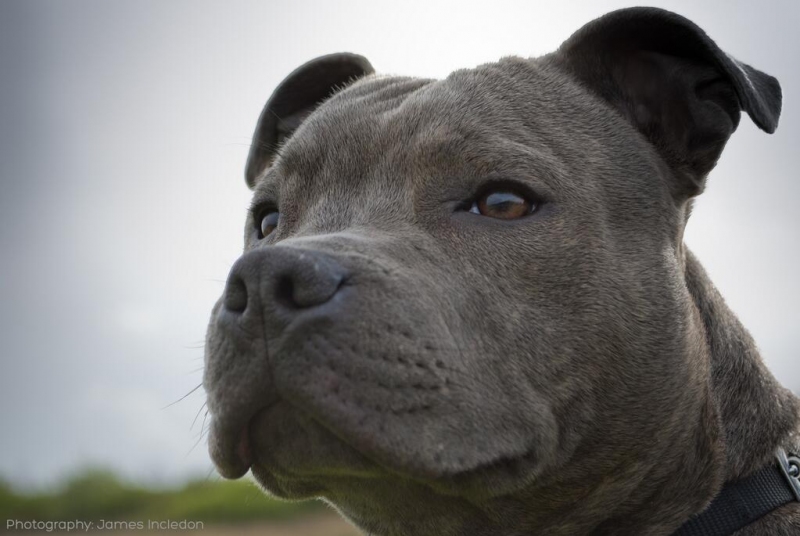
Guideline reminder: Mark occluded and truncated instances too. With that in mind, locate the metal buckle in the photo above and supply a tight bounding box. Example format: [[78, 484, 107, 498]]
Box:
[[776, 447, 800, 501]]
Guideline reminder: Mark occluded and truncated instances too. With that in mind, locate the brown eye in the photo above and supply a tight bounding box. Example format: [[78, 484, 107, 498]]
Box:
[[259, 211, 279, 238], [469, 190, 534, 219]]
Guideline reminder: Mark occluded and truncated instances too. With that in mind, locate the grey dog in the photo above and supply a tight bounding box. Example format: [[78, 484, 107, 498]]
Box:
[[203, 7, 800, 535]]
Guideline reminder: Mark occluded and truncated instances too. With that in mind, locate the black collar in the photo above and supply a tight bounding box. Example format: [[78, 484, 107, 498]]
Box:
[[673, 448, 800, 535]]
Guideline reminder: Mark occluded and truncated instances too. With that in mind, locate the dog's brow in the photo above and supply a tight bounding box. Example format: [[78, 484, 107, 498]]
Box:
[[409, 125, 472, 163], [253, 169, 281, 199]]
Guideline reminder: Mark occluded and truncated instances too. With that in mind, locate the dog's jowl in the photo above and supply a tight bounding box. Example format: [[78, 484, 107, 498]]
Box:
[[203, 7, 800, 535]]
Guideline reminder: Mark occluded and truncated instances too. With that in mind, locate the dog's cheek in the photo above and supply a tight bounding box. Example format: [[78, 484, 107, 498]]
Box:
[[400, 216, 607, 474], [434, 206, 695, 465]]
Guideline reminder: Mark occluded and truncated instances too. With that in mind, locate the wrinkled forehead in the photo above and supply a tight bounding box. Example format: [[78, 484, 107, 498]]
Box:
[[253, 63, 554, 194]]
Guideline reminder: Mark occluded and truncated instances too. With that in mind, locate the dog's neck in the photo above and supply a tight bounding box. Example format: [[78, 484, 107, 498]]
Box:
[[583, 246, 800, 534], [682, 245, 800, 482], [572, 246, 800, 534]]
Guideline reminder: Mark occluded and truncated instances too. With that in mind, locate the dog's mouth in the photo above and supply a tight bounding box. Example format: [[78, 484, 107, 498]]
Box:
[[208, 398, 387, 489], [207, 376, 557, 503], [205, 289, 560, 498]]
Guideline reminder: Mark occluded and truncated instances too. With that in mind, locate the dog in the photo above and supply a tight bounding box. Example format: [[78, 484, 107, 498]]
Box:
[[203, 7, 800, 535]]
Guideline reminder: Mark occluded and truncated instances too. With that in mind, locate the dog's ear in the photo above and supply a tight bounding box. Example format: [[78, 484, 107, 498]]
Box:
[[556, 7, 781, 198], [245, 53, 374, 188]]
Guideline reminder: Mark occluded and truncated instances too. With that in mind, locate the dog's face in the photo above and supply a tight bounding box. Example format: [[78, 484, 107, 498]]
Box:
[[204, 8, 781, 534]]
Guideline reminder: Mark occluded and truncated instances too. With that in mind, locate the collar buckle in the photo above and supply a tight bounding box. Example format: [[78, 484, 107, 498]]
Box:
[[776, 447, 800, 501]]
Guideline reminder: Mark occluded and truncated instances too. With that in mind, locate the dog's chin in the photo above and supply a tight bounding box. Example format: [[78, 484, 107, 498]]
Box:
[[246, 402, 384, 498], [244, 401, 550, 502]]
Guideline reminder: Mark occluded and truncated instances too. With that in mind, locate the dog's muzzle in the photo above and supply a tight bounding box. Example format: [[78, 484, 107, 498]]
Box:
[[204, 246, 349, 478]]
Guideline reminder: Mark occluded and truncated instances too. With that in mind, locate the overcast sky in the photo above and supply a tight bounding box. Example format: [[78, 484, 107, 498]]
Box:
[[0, 0, 798, 489]]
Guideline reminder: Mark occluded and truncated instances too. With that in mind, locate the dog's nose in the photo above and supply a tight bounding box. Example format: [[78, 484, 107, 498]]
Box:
[[223, 246, 348, 315]]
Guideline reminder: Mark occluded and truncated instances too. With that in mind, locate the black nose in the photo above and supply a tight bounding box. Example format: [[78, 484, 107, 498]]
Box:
[[223, 247, 348, 314]]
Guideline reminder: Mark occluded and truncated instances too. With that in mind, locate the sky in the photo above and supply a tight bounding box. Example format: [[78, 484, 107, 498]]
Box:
[[0, 0, 798, 489]]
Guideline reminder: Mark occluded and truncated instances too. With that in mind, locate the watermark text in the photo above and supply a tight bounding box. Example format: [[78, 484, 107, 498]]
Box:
[[6, 519, 205, 532]]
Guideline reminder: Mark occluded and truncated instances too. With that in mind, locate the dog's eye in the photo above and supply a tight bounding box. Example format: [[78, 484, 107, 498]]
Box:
[[258, 211, 280, 239], [469, 190, 534, 219]]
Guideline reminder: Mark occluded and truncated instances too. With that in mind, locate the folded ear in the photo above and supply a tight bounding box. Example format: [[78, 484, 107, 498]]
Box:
[[245, 53, 374, 188], [555, 7, 781, 198]]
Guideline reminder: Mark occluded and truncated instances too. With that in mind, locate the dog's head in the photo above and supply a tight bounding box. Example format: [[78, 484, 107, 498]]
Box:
[[204, 7, 781, 534]]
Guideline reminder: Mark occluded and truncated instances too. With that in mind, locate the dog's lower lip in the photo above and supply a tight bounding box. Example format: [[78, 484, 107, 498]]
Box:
[[209, 407, 271, 479], [209, 427, 250, 479], [236, 426, 253, 469], [208, 426, 248, 479]]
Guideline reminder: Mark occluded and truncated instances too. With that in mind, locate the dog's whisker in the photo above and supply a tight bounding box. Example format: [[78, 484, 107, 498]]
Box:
[[162, 383, 203, 410], [204, 466, 218, 482], [190, 401, 208, 431], [220, 142, 264, 148], [200, 410, 209, 436], [186, 428, 208, 457]]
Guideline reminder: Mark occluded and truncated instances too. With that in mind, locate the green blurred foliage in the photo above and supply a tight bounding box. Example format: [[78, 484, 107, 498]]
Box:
[[0, 468, 325, 523]]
